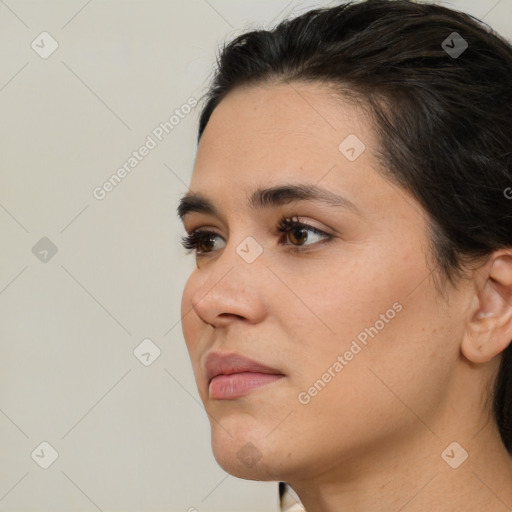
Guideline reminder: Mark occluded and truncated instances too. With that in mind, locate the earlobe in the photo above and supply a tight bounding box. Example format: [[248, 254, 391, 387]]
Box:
[[461, 251, 512, 364], [461, 317, 500, 363]]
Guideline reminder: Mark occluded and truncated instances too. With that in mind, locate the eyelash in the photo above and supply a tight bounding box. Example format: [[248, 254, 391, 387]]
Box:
[[180, 215, 332, 255]]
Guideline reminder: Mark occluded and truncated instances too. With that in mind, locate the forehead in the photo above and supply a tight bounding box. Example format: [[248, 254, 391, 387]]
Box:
[[191, 82, 374, 191], [180, 83, 429, 256]]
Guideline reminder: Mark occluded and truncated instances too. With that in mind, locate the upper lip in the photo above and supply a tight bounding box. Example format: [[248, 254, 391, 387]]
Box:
[[205, 352, 284, 384]]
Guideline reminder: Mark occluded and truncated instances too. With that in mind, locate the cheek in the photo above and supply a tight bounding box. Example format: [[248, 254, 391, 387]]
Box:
[[180, 275, 203, 364], [290, 257, 459, 432], [280, 249, 399, 361], [180, 276, 213, 405], [286, 241, 455, 397]]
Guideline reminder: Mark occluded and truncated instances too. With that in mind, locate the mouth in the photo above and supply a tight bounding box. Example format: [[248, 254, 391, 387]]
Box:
[[205, 352, 285, 400]]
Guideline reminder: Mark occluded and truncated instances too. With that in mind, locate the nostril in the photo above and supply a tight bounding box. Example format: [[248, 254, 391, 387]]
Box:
[[219, 313, 244, 320]]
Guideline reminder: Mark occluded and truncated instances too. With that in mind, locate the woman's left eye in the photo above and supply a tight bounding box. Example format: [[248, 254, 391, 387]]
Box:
[[180, 216, 332, 255], [275, 215, 332, 251]]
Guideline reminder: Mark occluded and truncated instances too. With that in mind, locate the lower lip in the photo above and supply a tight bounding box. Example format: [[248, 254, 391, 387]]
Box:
[[209, 372, 285, 399]]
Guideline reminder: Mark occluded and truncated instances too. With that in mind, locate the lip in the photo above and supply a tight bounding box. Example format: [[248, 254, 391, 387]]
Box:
[[205, 352, 285, 399]]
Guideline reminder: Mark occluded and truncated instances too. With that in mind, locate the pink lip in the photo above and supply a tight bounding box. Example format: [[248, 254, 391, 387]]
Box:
[[205, 352, 285, 399]]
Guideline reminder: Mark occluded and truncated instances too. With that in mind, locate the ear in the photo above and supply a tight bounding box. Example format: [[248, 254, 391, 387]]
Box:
[[461, 250, 512, 363]]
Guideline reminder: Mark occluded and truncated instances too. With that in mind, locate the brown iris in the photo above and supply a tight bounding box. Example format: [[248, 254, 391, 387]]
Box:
[[289, 226, 308, 246]]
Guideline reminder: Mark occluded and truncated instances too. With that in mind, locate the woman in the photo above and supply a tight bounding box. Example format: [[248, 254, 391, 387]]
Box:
[[177, 0, 512, 510]]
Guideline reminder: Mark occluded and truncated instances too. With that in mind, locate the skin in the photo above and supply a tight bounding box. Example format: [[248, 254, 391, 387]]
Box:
[[179, 81, 512, 512]]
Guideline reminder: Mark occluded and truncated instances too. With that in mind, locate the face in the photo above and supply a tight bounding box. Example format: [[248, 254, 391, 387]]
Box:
[[179, 82, 472, 483]]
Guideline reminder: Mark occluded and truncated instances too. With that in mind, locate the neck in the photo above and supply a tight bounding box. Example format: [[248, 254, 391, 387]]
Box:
[[290, 418, 512, 512]]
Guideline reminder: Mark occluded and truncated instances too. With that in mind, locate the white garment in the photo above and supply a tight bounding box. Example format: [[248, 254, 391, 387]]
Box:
[[280, 483, 306, 512]]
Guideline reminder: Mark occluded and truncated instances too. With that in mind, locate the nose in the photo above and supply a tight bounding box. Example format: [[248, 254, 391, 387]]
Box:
[[188, 241, 269, 328]]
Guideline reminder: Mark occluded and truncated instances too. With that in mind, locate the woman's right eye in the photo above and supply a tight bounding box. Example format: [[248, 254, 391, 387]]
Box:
[[180, 230, 225, 255]]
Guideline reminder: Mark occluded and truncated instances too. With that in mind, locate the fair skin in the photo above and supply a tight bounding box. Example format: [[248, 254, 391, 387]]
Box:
[[178, 81, 512, 512]]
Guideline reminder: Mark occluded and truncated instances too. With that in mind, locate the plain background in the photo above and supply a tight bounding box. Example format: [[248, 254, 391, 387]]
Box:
[[0, 1, 510, 510]]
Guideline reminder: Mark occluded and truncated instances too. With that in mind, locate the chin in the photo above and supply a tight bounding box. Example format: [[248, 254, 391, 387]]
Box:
[[209, 426, 281, 481], [211, 443, 277, 481]]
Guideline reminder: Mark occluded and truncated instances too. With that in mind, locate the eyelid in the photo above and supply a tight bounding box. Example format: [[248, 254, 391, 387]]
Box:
[[184, 215, 329, 236]]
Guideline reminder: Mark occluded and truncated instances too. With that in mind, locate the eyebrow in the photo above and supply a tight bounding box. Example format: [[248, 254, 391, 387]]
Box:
[[176, 183, 362, 222]]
